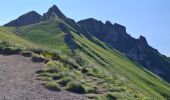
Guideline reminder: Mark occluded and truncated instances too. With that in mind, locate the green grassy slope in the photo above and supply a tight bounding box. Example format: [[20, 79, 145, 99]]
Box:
[[0, 27, 37, 48], [71, 32, 170, 99], [14, 19, 69, 51], [1, 20, 170, 99]]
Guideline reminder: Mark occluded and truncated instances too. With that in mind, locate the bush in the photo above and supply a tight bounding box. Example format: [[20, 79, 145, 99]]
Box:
[[44, 82, 61, 91], [47, 61, 63, 68], [0, 41, 10, 48], [105, 93, 116, 100], [0, 47, 22, 55], [81, 68, 88, 73], [75, 57, 85, 66], [58, 77, 71, 86], [66, 82, 86, 94], [21, 51, 33, 57], [46, 67, 59, 73], [52, 73, 65, 80], [31, 54, 48, 63], [85, 86, 96, 93], [30, 48, 44, 54]]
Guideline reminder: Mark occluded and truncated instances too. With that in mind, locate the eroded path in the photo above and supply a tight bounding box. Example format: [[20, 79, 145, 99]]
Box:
[[0, 55, 87, 100]]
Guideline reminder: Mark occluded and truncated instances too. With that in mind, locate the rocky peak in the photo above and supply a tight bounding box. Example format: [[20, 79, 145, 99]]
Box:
[[104, 21, 114, 28], [113, 23, 126, 34], [4, 11, 42, 27], [77, 18, 104, 34], [42, 5, 66, 20], [78, 18, 103, 25], [138, 35, 148, 47]]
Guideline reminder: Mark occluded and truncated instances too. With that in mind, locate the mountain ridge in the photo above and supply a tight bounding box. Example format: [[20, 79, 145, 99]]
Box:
[[1, 5, 170, 99], [4, 5, 170, 83], [77, 18, 170, 82], [4, 11, 42, 27]]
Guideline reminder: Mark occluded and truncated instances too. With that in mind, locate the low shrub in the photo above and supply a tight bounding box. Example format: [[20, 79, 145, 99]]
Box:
[[0, 47, 22, 55], [66, 82, 86, 94], [44, 82, 61, 91], [85, 86, 96, 93], [46, 67, 59, 73], [58, 77, 71, 86], [30, 48, 44, 54], [31, 54, 49, 63], [81, 67, 89, 73], [105, 93, 116, 100], [52, 73, 65, 80], [36, 70, 46, 74], [21, 51, 33, 57]]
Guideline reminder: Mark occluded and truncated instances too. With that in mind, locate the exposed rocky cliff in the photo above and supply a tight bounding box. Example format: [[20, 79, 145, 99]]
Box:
[[78, 18, 170, 82], [42, 5, 66, 21]]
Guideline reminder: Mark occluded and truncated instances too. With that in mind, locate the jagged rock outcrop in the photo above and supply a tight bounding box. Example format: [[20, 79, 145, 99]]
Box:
[[78, 18, 170, 82], [4, 11, 42, 27], [42, 5, 66, 21]]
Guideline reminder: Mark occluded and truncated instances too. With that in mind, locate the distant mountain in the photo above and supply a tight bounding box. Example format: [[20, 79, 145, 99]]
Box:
[[42, 5, 66, 21], [78, 18, 170, 82], [2, 5, 170, 99], [4, 11, 42, 27]]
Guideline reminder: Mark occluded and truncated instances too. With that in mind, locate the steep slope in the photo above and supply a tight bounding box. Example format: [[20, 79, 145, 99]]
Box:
[[2, 5, 170, 99], [15, 20, 69, 51], [71, 31, 170, 99], [0, 27, 37, 48], [78, 18, 170, 82]]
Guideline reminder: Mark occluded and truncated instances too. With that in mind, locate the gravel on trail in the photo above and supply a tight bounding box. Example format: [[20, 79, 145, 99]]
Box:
[[0, 55, 88, 100]]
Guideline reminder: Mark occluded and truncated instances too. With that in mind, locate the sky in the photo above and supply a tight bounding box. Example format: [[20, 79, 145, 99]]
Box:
[[0, 0, 170, 56]]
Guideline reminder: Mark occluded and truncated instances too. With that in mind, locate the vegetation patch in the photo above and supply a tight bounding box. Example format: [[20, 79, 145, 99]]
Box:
[[31, 54, 49, 63], [21, 51, 33, 57], [66, 82, 86, 94], [44, 81, 61, 91], [58, 77, 71, 86], [105, 93, 117, 100]]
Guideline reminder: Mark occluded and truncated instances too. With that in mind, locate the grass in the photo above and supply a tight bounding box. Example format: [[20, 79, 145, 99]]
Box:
[[1, 19, 170, 100], [44, 81, 61, 91], [15, 20, 69, 52], [0, 27, 37, 48], [66, 82, 86, 94], [72, 31, 170, 99]]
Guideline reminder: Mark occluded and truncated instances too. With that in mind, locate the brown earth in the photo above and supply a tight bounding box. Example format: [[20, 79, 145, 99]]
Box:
[[0, 55, 88, 100]]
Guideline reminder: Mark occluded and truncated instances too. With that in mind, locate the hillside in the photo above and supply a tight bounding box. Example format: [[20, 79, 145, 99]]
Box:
[[1, 5, 170, 100], [78, 18, 170, 83]]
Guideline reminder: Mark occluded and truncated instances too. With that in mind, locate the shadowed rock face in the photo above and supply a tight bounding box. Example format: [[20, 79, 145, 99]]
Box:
[[42, 5, 66, 21], [78, 18, 170, 82], [4, 5, 67, 27], [4, 11, 42, 27]]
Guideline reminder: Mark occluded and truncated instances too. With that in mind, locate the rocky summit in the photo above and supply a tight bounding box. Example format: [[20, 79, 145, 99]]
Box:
[[42, 5, 66, 21], [4, 11, 42, 27]]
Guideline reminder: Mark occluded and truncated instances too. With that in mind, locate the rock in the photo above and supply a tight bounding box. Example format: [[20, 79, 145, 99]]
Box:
[[42, 5, 66, 21], [78, 18, 170, 82], [4, 11, 42, 27]]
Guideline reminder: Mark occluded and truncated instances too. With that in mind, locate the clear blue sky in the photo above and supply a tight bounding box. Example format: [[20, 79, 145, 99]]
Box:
[[0, 0, 170, 56]]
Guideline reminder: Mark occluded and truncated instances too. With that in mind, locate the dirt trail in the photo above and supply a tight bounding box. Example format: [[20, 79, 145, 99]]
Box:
[[0, 55, 87, 100]]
